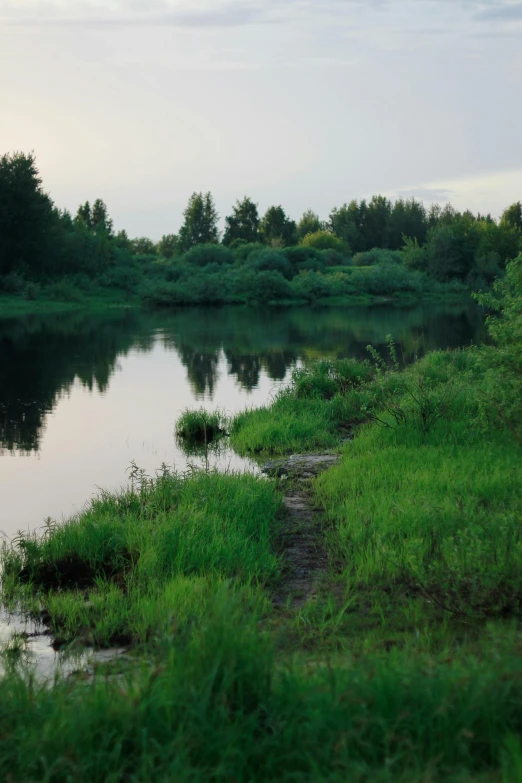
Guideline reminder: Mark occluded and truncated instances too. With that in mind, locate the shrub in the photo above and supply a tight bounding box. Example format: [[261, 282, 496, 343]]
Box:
[[284, 247, 325, 275], [249, 250, 293, 280], [45, 279, 84, 302], [0, 271, 26, 294], [319, 248, 351, 267], [232, 242, 265, 264], [300, 230, 350, 254], [182, 244, 234, 267], [353, 248, 403, 266], [290, 271, 331, 301]]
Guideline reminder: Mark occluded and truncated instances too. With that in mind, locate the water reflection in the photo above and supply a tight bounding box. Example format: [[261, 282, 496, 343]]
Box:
[[0, 302, 486, 456]]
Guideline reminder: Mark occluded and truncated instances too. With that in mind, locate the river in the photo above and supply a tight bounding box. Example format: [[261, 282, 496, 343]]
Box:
[[0, 301, 486, 540]]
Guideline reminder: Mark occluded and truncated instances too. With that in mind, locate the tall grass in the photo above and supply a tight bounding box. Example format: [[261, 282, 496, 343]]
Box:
[[2, 611, 522, 781], [1, 469, 282, 645]]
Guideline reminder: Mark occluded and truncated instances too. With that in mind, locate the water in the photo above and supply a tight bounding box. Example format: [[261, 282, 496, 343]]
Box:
[[0, 302, 486, 541]]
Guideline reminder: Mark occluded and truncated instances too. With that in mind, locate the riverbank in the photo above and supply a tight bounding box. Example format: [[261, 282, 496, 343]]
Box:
[[0, 285, 472, 317], [0, 260, 520, 781]]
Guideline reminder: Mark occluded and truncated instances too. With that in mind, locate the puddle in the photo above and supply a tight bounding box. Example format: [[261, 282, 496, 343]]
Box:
[[0, 609, 127, 682]]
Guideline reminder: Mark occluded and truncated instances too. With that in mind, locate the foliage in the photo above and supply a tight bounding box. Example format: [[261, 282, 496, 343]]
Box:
[[223, 197, 261, 245], [299, 229, 350, 255], [260, 205, 296, 247], [181, 243, 234, 268], [178, 192, 220, 251], [353, 248, 402, 266], [296, 208, 324, 240], [1, 151, 520, 309], [249, 249, 293, 279], [0, 152, 55, 276], [175, 408, 228, 447]]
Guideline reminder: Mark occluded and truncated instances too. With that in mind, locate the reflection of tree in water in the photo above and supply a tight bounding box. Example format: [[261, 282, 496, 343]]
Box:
[[0, 311, 148, 453], [225, 354, 261, 390], [176, 346, 220, 398], [0, 302, 486, 454]]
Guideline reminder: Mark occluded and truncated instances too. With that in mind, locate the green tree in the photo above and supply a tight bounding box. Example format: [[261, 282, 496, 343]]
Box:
[[75, 198, 113, 236], [296, 209, 323, 241], [389, 198, 427, 249], [329, 201, 363, 253], [362, 195, 393, 250], [501, 202, 522, 232], [178, 192, 219, 251], [91, 199, 113, 236], [157, 234, 179, 258], [223, 197, 260, 245], [75, 201, 93, 229], [0, 151, 55, 276], [260, 205, 296, 247], [131, 237, 157, 255]]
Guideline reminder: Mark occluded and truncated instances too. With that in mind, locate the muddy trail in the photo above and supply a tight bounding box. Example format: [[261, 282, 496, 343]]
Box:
[[262, 454, 340, 610]]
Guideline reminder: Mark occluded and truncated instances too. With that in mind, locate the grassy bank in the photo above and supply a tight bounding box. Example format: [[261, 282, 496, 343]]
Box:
[[0, 291, 138, 316], [0, 259, 521, 781]]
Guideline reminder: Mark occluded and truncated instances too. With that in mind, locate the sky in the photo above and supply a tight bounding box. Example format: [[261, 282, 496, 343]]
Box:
[[0, 0, 521, 238]]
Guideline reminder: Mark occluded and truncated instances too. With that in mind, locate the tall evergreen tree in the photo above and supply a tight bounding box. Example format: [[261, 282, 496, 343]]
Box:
[[179, 192, 219, 251]]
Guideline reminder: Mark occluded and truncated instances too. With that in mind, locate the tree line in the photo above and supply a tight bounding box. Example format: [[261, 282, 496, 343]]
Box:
[[0, 151, 521, 297]]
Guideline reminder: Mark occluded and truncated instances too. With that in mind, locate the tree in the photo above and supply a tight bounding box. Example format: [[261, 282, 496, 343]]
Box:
[[223, 197, 260, 245], [501, 202, 522, 232], [131, 237, 157, 255], [362, 195, 392, 250], [0, 151, 55, 276], [75, 201, 93, 229], [260, 205, 296, 247], [296, 209, 323, 241], [157, 234, 179, 259], [91, 199, 113, 236], [178, 192, 219, 252], [389, 198, 427, 249], [75, 198, 113, 236], [329, 201, 363, 253]]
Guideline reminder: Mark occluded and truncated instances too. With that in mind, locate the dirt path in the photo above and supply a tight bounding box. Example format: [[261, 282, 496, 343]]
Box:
[[262, 455, 340, 610]]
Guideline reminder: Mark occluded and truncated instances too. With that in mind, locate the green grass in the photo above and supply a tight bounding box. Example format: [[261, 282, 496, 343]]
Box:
[[2, 333, 522, 780], [175, 408, 229, 453], [0, 292, 138, 316], [2, 469, 282, 646], [2, 613, 522, 781]]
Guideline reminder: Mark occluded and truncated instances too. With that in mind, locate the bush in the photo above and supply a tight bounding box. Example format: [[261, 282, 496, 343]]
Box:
[[45, 279, 84, 302], [290, 271, 331, 301], [249, 250, 293, 280], [232, 242, 265, 264], [24, 282, 39, 300], [182, 244, 234, 267], [319, 248, 351, 267], [0, 271, 26, 294], [353, 248, 403, 266], [300, 230, 350, 254], [284, 246, 325, 275]]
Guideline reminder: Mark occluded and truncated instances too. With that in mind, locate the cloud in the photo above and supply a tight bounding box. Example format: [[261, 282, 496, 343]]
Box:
[[0, 0, 384, 27], [0, 2, 268, 27], [473, 2, 522, 21]]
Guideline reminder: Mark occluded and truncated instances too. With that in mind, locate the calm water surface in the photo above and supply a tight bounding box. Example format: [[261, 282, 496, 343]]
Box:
[[0, 303, 486, 540]]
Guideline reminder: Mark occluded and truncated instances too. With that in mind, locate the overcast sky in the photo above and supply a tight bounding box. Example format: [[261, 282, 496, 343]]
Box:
[[1, 0, 521, 238]]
